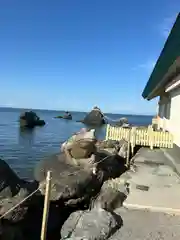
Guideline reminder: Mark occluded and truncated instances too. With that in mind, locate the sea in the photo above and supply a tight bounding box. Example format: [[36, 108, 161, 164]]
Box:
[[0, 107, 153, 180]]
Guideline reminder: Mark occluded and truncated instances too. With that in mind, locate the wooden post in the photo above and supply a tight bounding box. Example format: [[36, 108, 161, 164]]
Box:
[[105, 124, 109, 140], [41, 171, 52, 240], [131, 127, 136, 156], [126, 130, 131, 167], [149, 126, 154, 150]]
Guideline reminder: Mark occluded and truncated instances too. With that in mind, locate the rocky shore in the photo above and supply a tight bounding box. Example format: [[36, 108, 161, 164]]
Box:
[[0, 128, 132, 240]]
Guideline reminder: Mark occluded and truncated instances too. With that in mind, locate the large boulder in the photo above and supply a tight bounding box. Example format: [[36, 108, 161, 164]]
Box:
[[82, 107, 106, 126], [34, 153, 103, 203], [0, 159, 70, 240], [61, 208, 122, 239], [117, 139, 128, 159], [0, 159, 40, 223], [19, 111, 45, 128], [61, 129, 98, 168], [115, 117, 130, 127], [95, 151, 127, 181], [90, 178, 128, 212], [0, 159, 22, 199]]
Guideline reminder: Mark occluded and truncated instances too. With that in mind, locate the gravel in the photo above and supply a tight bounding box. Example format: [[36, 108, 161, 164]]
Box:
[[109, 207, 180, 240]]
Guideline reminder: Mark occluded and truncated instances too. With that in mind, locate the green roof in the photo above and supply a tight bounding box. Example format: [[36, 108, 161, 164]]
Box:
[[142, 13, 180, 100]]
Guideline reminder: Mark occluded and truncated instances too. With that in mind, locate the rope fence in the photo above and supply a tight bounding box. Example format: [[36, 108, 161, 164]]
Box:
[[0, 186, 43, 220], [0, 153, 114, 239], [0, 172, 51, 240]]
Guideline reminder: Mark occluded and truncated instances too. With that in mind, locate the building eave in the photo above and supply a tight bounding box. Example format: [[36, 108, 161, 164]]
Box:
[[143, 57, 180, 100], [142, 13, 180, 100]]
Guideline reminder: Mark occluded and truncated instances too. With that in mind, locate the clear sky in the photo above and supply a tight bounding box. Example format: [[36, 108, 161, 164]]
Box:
[[0, 1, 179, 114]]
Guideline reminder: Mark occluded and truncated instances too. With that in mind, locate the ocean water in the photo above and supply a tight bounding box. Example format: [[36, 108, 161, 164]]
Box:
[[0, 107, 152, 180]]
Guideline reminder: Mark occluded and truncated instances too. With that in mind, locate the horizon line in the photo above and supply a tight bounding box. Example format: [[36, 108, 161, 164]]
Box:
[[0, 106, 154, 117]]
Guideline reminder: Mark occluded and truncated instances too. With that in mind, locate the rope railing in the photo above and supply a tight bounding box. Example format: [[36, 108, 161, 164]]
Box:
[[0, 153, 119, 239], [0, 172, 51, 240], [0, 185, 43, 220]]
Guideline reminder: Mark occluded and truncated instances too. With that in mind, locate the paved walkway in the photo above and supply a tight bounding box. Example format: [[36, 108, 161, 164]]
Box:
[[121, 148, 180, 214], [109, 207, 180, 240]]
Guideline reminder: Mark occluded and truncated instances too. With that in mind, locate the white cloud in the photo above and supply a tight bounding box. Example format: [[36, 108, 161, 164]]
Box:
[[159, 15, 177, 38], [133, 60, 156, 73], [138, 60, 156, 71]]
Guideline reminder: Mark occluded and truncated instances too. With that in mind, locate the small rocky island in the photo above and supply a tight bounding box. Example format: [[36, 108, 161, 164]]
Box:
[[19, 111, 45, 128], [79, 106, 106, 126], [0, 128, 131, 240], [55, 111, 72, 120]]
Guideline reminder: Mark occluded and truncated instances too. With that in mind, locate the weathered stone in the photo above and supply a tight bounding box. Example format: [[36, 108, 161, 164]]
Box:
[[0, 159, 22, 199], [19, 111, 45, 128], [82, 107, 106, 126], [34, 153, 103, 202], [118, 139, 128, 158], [116, 117, 128, 127], [61, 129, 97, 159], [92, 187, 127, 212], [61, 208, 122, 239], [97, 140, 119, 149], [96, 151, 127, 181]]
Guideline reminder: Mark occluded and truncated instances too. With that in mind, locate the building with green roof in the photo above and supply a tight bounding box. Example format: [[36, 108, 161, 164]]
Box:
[[142, 13, 180, 149]]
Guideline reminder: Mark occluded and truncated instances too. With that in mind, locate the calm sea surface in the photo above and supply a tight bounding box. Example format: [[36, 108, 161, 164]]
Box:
[[0, 107, 152, 180]]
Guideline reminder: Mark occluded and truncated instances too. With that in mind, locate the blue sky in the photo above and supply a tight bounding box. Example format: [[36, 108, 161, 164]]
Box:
[[0, 0, 179, 114]]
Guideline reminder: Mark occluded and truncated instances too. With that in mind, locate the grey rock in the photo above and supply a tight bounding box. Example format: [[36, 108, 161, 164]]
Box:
[[97, 140, 119, 149], [118, 139, 128, 159], [0, 188, 29, 222], [96, 151, 127, 181], [61, 208, 122, 239], [82, 107, 106, 126], [19, 111, 45, 128], [91, 181, 128, 211], [34, 153, 103, 202], [0, 159, 22, 199], [116, 117, 128, 127]]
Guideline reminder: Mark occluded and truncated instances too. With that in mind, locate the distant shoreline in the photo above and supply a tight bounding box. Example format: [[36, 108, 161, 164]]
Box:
[[0, 106, 154, 117]]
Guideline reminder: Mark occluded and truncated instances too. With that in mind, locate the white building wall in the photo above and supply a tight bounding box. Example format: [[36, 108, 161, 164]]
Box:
[[168, 87, 180, 147], [158, 85, 180, 147]]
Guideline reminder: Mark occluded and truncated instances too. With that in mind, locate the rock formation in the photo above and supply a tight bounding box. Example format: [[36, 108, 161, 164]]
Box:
[[115, 117, 130, 127], [0, 129, 131, 240], [61, 208, 122, 240], [55, 111, 72, 120], [19, 111, 45, 128], [81, 106, 106, 126]]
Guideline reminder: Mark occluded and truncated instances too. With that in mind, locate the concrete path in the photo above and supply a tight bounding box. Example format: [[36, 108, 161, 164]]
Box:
[[121, 148, 180, 214], [109, 207, 180, 240]]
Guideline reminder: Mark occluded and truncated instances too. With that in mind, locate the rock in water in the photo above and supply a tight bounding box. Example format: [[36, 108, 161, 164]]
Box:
[[19, 111, 45, 128], [61, 208, 122, 239], [115, 117, 130, 127], [83, 107, 106, 126]]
